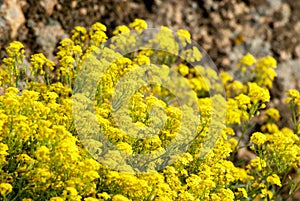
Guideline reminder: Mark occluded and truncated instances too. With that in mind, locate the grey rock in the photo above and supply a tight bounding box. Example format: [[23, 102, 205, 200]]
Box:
[[276, 59, 300, 92]]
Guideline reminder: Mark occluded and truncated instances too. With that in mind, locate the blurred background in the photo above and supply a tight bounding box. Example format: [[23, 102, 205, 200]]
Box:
[[0, 0, 299, 128]]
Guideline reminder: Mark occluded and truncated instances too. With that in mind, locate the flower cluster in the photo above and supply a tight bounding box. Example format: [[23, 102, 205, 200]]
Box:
[[0, 19, 299, 201], [234, 53, 277, 89]]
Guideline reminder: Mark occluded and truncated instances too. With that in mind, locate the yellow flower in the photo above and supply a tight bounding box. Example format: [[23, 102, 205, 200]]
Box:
[[0, 143, 9, 156], [177, 191, 195, 201], [84, 170, 100, 181], [35, 145, 50, 161], [260, 188, 273, 200], [135, 55, 150, 65], [178, 64, 189, 76], [250, 132, 267, 145], [112, 194, 131, 201], [116, 142, 133, 154], [0, 183, 12, 195], [177, 29, 191, 47], [2, 22, 298, 201], [30, 53, 55, 75], [6, 41, 24, 57], [247, 82, 270, 104], [35, 167, 51, 183], [90, 30, 108, 46], [285, 89, 300, 104], [266, 174, 282, 187], [237, 53, 256, 71], [97, 192, 111, 200], [71, 26, 87, 44], [261, 123, 279, 133], [240, 53, 256, 66], [90, 22, 107, 32], [17, 153, 35, 164], [113, 25, 130, 35], [129, 19, 148, 30], [182, 46, 202, 62], [84, 197, 99, 201], [220, 72, 233, 85], [225, 98, 241, 125], [237, 187, 248, 198], [228, 138, 238, 150], [57, 38, 75, 58], [265, 108, 280, 121], [228, 80, 244, 95], [1, 41, 25, 86], [218, 188, 235, 201], [287, 89, 300, 98], [50, 197, 64, 201], [177, 153, 193, 166], [250, 157, 267, 171], [66, 187, 78, 196], [257, 56, 277, 69], [235, 93, 251, 110]]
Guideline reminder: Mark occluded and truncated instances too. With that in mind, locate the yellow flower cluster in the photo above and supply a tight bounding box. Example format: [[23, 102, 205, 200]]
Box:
[[285, 89, 300, 134], [129, 19, 148, 31], [0, 183, 12, 196], [0, 19, 299, 201], [250, 132, 267, 145], [235, 53, 277, 88], [237, 53, 256, 71], [0, 41, 25, 87]]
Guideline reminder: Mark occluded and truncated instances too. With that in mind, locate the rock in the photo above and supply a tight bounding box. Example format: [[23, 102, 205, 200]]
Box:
[[294, 44, 300, 58], [247, 37, 272, 57], [40, 0, 58, 15], [34, 20, 68, 60], [1, 0, 25, 38], [237, 147, 256, 161], [266, 0, 282, 12], [257, 0, 281, 15], [0, 16, 11, 51], [276, 59, 300, 92], [273, 3, 291, 28], [79, 8, 87, 15]]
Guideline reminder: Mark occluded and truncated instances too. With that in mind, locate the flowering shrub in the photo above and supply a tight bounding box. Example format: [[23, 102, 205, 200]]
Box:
[[0, 19, 299, 201]]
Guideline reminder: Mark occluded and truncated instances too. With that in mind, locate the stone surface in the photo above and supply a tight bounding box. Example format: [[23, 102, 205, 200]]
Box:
[[34, 20, 67, 60], [1, 0, 25, 38], [40, 0, 58, 15], [276, 59, 300, 92]]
